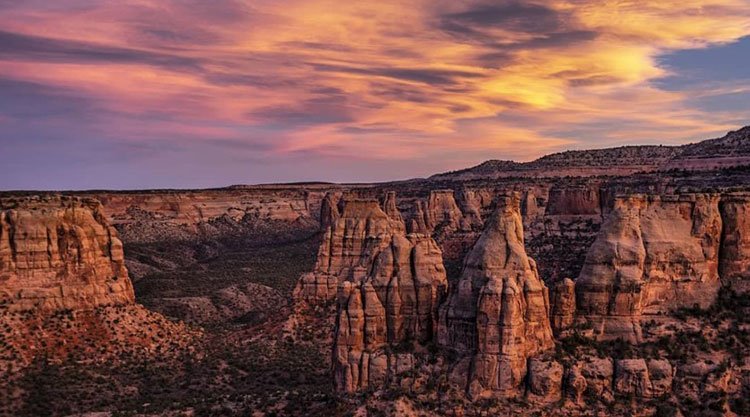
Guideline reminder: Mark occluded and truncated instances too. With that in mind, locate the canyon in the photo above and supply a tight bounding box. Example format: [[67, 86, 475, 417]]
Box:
[[1, 126, 750, 416]]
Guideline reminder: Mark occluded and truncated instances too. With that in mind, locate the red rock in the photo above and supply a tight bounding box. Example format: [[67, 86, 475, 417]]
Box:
[[332, 232, 447, 392], [575, 194, 722, 342], [0, 196, 134, 312], [438, 193, 554, 398]]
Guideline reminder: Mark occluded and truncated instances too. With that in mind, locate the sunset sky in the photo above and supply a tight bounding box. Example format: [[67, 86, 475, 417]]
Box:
[[2, 1, 750, 189]]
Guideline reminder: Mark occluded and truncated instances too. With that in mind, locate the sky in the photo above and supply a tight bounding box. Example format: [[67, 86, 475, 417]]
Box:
[[1, 1, 750, 190]]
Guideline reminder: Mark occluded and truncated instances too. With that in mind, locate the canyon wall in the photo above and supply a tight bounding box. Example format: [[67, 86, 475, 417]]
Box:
[[91, 187, 329, 244], [718, 193, 750, 294], [576, 194, 725, 342]]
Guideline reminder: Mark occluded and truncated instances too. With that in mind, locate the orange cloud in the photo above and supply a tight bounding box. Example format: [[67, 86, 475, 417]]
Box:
[[0, 0, 748, 171]]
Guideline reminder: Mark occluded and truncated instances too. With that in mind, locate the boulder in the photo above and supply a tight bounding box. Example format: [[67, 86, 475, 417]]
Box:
[[526, 358, 564, 403], [614, 359, 652, 397]]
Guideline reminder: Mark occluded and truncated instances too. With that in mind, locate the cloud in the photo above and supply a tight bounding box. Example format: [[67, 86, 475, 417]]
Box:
[[441, 2, 565, 34], [0, 30, 201, 71], [0, 0, 749, 188]]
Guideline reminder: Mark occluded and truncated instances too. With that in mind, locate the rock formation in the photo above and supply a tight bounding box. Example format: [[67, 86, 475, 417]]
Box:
[[0, 196, 196, 369], [0, 196, 134, 312], [94, 186, 325, 244], [426, 190, 464, 233], [438, 193, 554, 398], [382, 191, 406, 232], [526, 358, 564, 403], [612, 359, 674, 398], [719, 192, 750, 293], [320, 191, 341, 229], [545, 185, 601, 216], [575, 194, 723, 342], [550, 278, 576, 335], [294, 198, 405, 301], [332, 233, 447, 392]]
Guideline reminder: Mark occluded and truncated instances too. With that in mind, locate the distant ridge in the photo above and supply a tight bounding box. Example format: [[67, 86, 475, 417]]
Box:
[[431, 126, 750, 180]]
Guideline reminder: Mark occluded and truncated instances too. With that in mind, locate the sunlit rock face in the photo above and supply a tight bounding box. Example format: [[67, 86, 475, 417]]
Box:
[[0, 196, 197, 370], [437, 193, 554, 398], [575, 194, 723, 342], [294, 197, 408, 302], [550, 278, 576, 336], [0, 196, 134, 312], [332, 232, 448, 392]]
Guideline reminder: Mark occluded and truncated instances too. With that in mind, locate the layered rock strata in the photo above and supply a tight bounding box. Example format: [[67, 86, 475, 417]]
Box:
[[333, 233, 447, 392], [575, 194, 723, 342], [0, 196, 134, 312], [0, 196, 196, 368], [438, 193, 554, 398], [294, 196, 417, 302]]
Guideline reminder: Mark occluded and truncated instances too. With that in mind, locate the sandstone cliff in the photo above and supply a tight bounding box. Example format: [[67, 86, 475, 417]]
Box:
[[333, 233, 447, 392], [719, 193, 750, 293], [294, 196, 411, 302], [438, 193, 554, 398], [575, 194, 723, 342], [94, 187, 326, 244], [0, 196, 196, 370], [0, 196, 134, 312]]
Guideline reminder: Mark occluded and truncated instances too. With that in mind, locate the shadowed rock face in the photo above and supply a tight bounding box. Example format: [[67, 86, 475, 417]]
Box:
[[438, 193, 554, 398], [719, 193, 750, 294], [0, 196, 134, 312], [320, 191, 341, 229], [575, 194, 723, 342], [333, 233, 447, 392]]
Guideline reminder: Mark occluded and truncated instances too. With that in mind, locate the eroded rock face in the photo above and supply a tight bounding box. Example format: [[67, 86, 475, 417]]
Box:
[[438, 193, 554, 398], [575, 194, 722, 342], [719, 193, 750, 293], [426, 190, 464, 233], [546, 185, 601, 216], [97, 187, 324, 244], [550, 278, 576, 335], [332, 233, 447, 392], [0, 196, 197, 370], [0, 196, 134, 312], [613, 359, 673, 398], [294, 198, 403, 301], [320, 192, 341, 229], [382, 191, 406, 233]]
